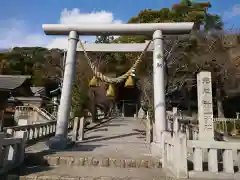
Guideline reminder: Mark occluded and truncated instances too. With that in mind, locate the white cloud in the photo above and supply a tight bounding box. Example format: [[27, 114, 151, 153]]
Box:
[[223, 4, 240, 20], [0, 9, 123, 49], [47, 9, 123, 49], [60, 8, 122, 24], [0, 19, 49, 49]]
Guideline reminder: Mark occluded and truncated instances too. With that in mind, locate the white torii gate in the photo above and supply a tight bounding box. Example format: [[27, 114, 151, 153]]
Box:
[[42, 23, 194, 154]]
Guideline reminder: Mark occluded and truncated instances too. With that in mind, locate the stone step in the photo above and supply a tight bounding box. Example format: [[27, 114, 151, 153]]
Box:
[[6, 166, 171, 180], [25, 154, 161, 169]]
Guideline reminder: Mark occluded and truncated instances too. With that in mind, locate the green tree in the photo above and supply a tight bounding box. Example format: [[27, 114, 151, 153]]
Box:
[[113, 0, 231, 118]]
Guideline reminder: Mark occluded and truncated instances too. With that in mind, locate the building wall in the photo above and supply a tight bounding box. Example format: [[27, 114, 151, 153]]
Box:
[[0, 91, 11, 128]]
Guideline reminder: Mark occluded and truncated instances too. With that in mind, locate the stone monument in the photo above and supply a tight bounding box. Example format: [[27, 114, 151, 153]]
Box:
[[197, 71, 214, 140]]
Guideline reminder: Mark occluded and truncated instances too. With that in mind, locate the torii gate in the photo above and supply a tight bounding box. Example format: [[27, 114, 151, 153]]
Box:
[[42, 23, 194, 154]]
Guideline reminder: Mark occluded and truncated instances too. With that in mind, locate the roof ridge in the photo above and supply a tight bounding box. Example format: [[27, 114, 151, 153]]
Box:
[[0, 75, 31, 78]]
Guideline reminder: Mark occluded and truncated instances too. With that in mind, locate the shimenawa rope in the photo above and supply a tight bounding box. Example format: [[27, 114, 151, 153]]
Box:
[[78, 39, 152, 84]]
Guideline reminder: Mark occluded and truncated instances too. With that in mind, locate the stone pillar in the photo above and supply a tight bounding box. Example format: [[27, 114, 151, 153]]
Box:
[[48, 31, 78, 149], [173, 107, 179, 136], [53, 97, 58, 116], [72, 117, 80, 142], [146, 111, 151, 143], [197, 71, 214, 140], [151, 30, 166, 156], [0, 110, 4, 131], [78, 117, 85, 141]]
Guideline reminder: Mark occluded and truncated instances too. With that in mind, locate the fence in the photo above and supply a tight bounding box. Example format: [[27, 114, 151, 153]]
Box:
[[214, 118, 240, 135], [163, 107, 240, 179], [187, 139, 240, 179], [3, 121, 56, 143], [3, 120, 73, 144], [167, 112, 240, 138], [0, 131, 27, 175], [0, 119, 74, 175], [166, 109, 199, 140], [162, 131, 188, 178]]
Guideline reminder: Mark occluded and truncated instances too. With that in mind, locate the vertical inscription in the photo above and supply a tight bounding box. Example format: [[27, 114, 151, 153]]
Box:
[[156, 53, 163, 68], [197, 72, 214, 140]]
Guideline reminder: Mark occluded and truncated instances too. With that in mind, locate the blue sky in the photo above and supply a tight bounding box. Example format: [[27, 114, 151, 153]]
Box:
[[0, 0, 239, 49]]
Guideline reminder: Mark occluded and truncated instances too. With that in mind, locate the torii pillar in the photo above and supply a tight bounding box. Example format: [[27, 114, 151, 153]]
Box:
[[42, 23, 194, 153]]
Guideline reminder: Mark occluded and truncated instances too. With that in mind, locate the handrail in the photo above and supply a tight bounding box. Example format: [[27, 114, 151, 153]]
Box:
[[39, 107, 56, 120], [166, 109, 240, 139], [167, 113, 240, 122], [0, 131, 27, 175], [3, 119, 73, 144], [15, 105, 56, 121], [30, 105, 56, 120], [3, 120, 56, 132], [3, 137, 22, 145], [3, 121, 57, 144]]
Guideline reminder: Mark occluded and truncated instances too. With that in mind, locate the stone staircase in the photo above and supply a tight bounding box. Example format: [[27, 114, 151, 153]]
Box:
[[4, 117, 172, 180], [14, 105, 57, 126], [6, 151, 168, 180]]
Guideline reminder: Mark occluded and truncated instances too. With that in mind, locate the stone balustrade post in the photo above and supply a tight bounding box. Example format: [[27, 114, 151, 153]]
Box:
[[0, 132, 4, 166], [146, 111, 152, 143], [6, 128, 14, 136], [15, 131, 27, 164], [72, 117, 80, 142], [175, 132, 188, 178], [78, 117, 85, 141], [173, 107, 179, 136]]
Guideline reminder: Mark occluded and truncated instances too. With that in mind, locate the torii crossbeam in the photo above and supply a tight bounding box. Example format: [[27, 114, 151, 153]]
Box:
[[76, 42, 154, 52]]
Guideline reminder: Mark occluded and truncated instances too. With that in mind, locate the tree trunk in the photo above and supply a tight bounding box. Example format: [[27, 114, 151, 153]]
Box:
[[186, 88, 192, 116], [217, 99, 224, 117], [216, 87, 224, 118], [91, 91, 97, 123]]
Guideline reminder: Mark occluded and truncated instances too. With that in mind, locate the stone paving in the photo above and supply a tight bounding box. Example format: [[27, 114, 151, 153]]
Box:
[[26, 117, 154, 159], [9, 117, 167, 180], [76, 117, 152, 158], [10, 166, 169, 180]]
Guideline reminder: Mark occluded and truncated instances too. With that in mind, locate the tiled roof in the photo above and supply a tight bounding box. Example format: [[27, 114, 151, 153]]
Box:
[[8, 96, 42, 102], [0, 75, 31, 90]]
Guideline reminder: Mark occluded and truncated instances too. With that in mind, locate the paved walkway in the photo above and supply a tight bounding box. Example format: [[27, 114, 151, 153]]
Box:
[[10, 117, 165, 179], [26, 117, 153, 159], [78, 117, 151, 158]]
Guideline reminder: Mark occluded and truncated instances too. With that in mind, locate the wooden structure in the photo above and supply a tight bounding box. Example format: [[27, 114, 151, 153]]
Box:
[[0, 75, 32, 129]]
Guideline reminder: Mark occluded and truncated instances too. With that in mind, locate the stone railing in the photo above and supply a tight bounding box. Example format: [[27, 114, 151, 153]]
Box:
[[166, 108, 199, 140], [177, 117, 240, 137], [167, 110, 240, 139], [163, 108, 240, 179], [187, 139, 240, 179], [0, 131, 27, 175], [3, 121, 57, 143], [38, 107, 57, 120], [163, 130, 240, 179], [0, 119, 73, 175], [162, 131, 188, 178], [4, 120, 73, 144], [180, 122, 199, 140]]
